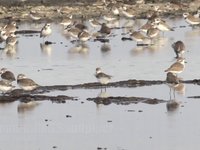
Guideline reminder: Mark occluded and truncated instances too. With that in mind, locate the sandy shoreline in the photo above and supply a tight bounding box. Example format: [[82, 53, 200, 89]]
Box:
[[0, 0, 199, 23]]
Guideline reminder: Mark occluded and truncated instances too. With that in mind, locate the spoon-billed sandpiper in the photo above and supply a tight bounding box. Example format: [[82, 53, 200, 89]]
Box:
[[95, 67, 112, 86], [172, 41, 185, 58], [40, 23, 52, 39], [17, 74, 39, 91], [0, 68, 16, 83], [165, 57, 185, 75]]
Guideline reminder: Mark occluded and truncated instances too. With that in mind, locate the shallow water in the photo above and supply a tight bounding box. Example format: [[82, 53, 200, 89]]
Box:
[[1, 16, 200, 149]]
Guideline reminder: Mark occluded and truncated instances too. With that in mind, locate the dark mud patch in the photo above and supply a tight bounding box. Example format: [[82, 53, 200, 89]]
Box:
[[87, 96, 166, 105], [0, 94, 76, 103], [188, 96, 200, 99]]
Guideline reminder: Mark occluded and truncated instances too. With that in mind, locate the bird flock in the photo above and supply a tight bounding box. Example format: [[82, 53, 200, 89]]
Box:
[[0, 0, 199, 93]]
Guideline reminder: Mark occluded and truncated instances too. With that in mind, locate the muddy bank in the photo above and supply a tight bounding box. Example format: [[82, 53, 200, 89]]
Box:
[[0, 0, 198, 23], [87, 96, 166, 105], [0, 78, 199, 103]]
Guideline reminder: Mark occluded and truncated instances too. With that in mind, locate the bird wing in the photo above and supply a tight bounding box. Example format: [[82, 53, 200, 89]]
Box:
[[166, 63, 184, 72], [18, 78, 39, 86], [95, 72, 112, 79]]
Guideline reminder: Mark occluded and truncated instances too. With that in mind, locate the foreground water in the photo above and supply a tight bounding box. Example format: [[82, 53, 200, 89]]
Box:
[[1, 17, 200, 149]]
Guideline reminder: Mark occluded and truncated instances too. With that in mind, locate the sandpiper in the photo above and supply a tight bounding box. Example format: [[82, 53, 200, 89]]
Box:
[[78, 30, 91, 42], [95, 67, 112, 86], [88, 18, 101, 28], [121, 6, 135, 18], [65, 26, 81, 39], [29, 11, 41, 21], [3, 21, 17, 34], [40, 23, 52, 39], [111, 6, 120, 16], [172, 41, 185, 58], [139, 20, 153, 33], [0, 68, 16, 83], [103, 13, 117, 22], [194, 9, 200, 18], [146, 22, 160, 42], [183, 12, 200, 26], [0, 80, 15, 93], [130, 30, 146, 44], [154, 18, 174, 33], [17, 74, 39, 91], [165, 57, 185, 75], [98, 23, 111, 36], [60, 15, 73, 27], [74, 21, 87, 31]]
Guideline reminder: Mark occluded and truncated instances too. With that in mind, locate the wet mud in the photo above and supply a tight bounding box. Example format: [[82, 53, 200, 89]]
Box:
[[87, 96, 166, 105], [0, 0, 197, 23], [0, 78, 199, 103]]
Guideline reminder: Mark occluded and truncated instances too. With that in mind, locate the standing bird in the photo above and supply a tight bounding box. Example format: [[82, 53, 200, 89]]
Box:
[[95, 67, 112, 89], [183, 12, 200, 26], [130, 30, 146, 45], [60, 15, 73, 27], [121, 6, 135, 18], [40, 23, 52, 39], [88, 19, 101, 28], [3, 21, 17, 34], [0, 68, 16, 83], [146, 22, 160, 43], [172, 41, 185, 58], [78, 30, 91, 42], [154, 18, 174, 35], [99, 23, 111, 36], [17, 74, 39, 91], [165, 58, 186, 75]]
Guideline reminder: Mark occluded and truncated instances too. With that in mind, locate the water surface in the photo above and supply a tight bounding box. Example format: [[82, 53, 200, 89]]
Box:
[[0, 17, 200, 149]]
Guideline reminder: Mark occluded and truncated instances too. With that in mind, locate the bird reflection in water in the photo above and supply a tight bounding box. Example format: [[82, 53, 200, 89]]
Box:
[[68, 43, 89, 54], [40, 42, 52, 56], [95, 90, 111, 110], [18, 100, 40, 113], [3, 43, 18, 58], [100, 42, 111, 54], [166, 72, 184, 113]]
